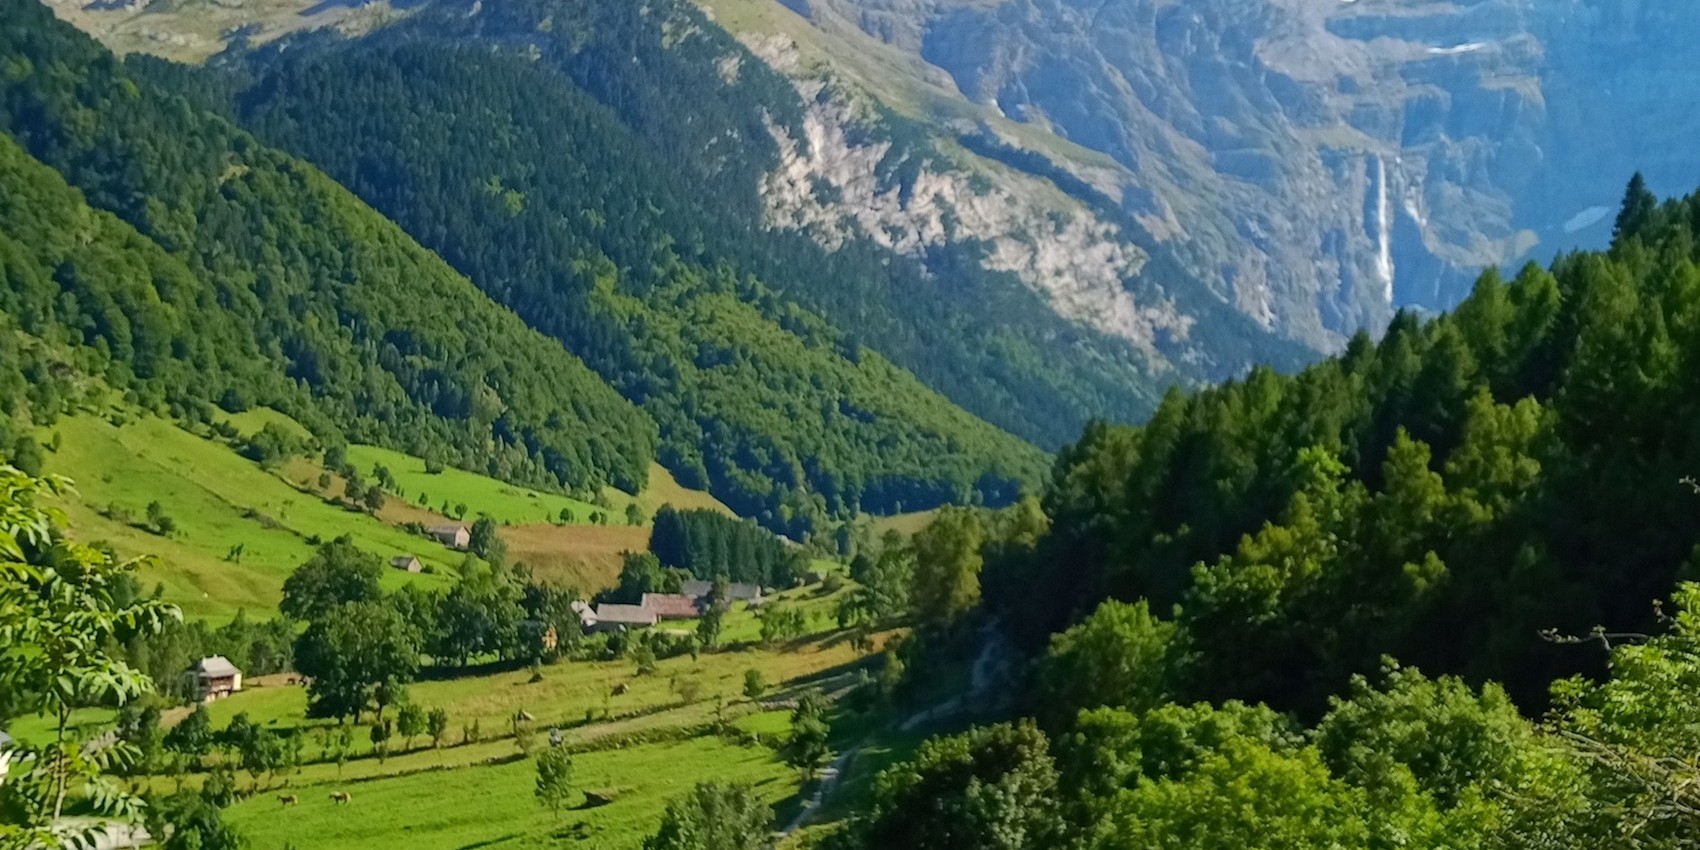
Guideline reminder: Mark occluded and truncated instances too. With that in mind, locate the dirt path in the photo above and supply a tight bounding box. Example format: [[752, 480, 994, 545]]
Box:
[[779, 747, 856, 837], [783, 620, 1012, 837]]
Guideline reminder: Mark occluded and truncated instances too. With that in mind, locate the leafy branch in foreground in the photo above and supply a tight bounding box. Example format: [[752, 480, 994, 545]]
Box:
[[0, 464, 181, 849]]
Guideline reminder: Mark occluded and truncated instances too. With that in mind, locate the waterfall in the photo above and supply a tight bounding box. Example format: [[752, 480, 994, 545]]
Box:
[[1374, 155, 1395, 304]]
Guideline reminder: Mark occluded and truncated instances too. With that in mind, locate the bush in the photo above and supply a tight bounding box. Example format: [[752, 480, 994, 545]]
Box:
[[743, 669, 767, 700]]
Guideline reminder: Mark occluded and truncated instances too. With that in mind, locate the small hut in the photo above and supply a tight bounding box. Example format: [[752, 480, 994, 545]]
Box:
[[187, 656, 243, 701]]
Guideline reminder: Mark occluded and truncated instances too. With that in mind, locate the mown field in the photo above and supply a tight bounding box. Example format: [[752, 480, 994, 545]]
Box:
[[346, 443, 618, 527], [342, 446, 735, 528], [863, 509, 939, 540], [193, 616, 878, 735], [498, 523, 651, 595]]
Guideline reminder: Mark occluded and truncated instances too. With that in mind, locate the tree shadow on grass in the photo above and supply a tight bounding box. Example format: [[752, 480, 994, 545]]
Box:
[[454, 833, 520, 850]]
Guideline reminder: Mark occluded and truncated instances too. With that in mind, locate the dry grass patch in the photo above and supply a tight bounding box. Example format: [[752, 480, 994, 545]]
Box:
[[499, 523, 648, 592]]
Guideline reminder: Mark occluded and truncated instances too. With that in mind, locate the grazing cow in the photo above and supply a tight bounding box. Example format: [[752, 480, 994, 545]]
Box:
[[277, 794, 298, 807], [611, 683, 630, 697], [329, 791, 351, 805]]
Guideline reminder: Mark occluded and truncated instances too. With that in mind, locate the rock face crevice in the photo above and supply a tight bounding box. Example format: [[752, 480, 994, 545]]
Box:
[[770, 0, 1700, 349]]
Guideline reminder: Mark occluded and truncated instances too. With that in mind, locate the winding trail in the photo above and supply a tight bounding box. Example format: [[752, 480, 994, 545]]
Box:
[[779, 748, 856, 837], [779, 619, 1013, 838]]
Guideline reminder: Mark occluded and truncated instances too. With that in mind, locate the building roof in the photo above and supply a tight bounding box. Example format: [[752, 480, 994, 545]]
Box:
[[571, 600, 597, 625], [593, 604, 657, 626], [195, 656, 241, 678], [429, 524, 467, 535], [642, 593, 702, 619], [392, 555, 421, 566], [680, 580, 763, 601]]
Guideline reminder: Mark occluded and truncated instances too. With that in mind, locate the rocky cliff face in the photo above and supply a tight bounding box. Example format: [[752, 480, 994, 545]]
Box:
[[763, 0, 1700, 349], [750, 37, 1193, 357]]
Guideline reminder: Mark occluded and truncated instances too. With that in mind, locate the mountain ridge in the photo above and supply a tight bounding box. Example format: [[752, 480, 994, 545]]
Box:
[[0, 0, 1056, 540]]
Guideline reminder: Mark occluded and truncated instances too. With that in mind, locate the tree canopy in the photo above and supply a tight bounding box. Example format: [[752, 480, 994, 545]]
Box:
[[991, 178, 1700, 711]]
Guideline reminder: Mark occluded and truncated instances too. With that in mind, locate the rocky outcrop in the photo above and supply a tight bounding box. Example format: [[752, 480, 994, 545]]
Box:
[[750, 40, 1193, 355]]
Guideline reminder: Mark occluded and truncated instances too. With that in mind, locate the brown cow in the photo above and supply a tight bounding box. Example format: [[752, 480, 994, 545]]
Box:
[[611, 683, 630, 697], [277, 794, 298, 807], [329, 792, 351, 805]]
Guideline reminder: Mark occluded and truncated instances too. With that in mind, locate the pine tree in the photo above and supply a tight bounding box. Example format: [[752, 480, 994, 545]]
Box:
[[1614, 172, 1658, 244]]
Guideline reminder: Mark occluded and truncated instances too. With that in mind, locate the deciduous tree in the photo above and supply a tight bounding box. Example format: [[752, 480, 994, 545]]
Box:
[[535, 746, 575, 820], [641, 783, 772, 850]]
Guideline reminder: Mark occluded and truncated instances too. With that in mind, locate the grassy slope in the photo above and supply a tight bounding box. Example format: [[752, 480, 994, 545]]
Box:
[[278, 453, 648, 593], [44, 412, 458, 620], [863, 509, 940, 540], [44, 0, 407, 64], [193, 604, 891, 850], [225, 735, 796, 850], [495, 523, 648, 596], [635, 463, 737, 519], [13, 407, 895, 849], [214, 407, 314, 441], [343, 447, 732, 528], [43, 402, 740, 616], [314, 447, 734, 593], [346, 444, 613, 526]]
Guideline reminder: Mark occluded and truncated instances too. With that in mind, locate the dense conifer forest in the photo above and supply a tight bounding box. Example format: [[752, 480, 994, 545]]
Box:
[[986, 177, 1700, 712], [648, 507, 797, 588], [805, 182, 1700, 850]]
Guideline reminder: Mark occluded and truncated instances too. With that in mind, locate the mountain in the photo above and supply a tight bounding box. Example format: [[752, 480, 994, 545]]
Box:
[[42, 0, 1700, 371], [700, 0, 1700, 348], [43, 0, 1315, 444], [0, 0, 1050, 537], [0, 3, 657, 495]]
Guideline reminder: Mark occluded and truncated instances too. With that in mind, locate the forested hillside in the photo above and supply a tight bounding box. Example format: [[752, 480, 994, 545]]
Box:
[[188, 29, 1052, 532], [0, 0, 656, 495], [987, 177, 1700, 712], [792, 182, 1700, 850], [274, 0, 1207, 451]]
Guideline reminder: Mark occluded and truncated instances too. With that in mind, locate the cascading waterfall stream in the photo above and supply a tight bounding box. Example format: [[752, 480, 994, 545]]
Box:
[[1374, 154, 1396, 305]]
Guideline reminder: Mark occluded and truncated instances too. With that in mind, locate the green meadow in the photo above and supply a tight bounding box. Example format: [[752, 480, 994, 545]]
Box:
[[43, 412, 458, 620], [156, 616, 890, 850], [192, 621, 882, 736], [348, 443, 615, 527], [35, 408, 742, 621], [348, 443, 738, 527], [225, 736, 799, 850], [16, 404, 900, 850]]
